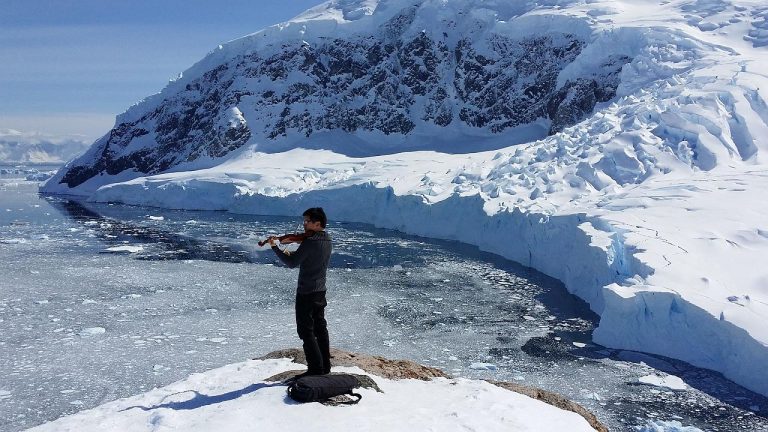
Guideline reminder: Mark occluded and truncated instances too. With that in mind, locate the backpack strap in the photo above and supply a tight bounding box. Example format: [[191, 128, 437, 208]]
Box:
[[337, 391, 362, 405]]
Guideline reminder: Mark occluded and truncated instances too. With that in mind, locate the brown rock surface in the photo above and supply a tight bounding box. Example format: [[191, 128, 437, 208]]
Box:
[[256, 348, 449, 380], [257, 348, 608, 431]]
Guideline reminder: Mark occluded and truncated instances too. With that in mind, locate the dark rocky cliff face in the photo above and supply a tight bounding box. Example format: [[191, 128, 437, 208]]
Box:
[[59, 10, 628, 189]]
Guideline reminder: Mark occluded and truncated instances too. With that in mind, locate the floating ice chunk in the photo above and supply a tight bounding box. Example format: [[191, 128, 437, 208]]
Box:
[[26, 171, 54, 181], [104, 245, 144, 253], [81, 299, 97, 304], [637, 374, 688, 391], [469, 362, 497, 370], [617, 351, 677, 372], [523, 315, 536, 321], [0, 390, 10, 400], [636, 419, 704, 431], [185, 220, 197, 224], [580, 390, 603, 401], [573, 342, 587, 348], [0, 238, 27, 244], [209, 337, 227, 343], [79, 327, 106, 337], [148, 215, 165, 221]]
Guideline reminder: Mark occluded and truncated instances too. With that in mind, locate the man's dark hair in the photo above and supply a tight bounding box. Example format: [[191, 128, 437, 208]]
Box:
[[303, 207, 327, 228]]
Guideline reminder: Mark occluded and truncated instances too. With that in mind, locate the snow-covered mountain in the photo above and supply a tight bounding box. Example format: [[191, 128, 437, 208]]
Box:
[[0, 129, 90, 164], [43, 0, 768, 400], [47, 0, 630, 189]]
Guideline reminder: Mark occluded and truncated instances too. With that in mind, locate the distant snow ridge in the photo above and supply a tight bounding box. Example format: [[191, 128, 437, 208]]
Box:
[[42, 0, 768, 399], [0, 129, 89, 164]]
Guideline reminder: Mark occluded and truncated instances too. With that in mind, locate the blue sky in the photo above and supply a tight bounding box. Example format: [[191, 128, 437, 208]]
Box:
[[0, 0, 323, 140]]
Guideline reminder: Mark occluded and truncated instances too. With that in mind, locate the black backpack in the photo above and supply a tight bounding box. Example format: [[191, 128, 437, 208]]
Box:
[[287, 374, 363, 404]]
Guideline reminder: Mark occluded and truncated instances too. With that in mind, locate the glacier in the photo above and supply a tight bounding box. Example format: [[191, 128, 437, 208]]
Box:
[[41, 0, 768, 398]]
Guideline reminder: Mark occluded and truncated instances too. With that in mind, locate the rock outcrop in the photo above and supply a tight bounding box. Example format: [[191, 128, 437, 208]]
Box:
[[257, 347, 449, 380]]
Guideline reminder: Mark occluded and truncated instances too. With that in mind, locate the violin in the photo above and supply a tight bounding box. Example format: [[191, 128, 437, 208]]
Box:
[[258, 230, 315, 247]]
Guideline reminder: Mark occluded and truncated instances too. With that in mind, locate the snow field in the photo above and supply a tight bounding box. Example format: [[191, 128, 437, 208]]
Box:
[[25, 358, 596, 432]]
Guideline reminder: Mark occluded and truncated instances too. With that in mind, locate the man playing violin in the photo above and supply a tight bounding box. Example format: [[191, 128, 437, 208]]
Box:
[[268, 207, 333, 377]]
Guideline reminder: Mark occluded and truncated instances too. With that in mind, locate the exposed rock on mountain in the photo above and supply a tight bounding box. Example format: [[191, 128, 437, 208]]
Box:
[[55, 1, 630, 189]]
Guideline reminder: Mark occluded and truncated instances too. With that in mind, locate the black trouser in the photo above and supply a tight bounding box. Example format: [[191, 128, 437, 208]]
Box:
[[295, 291, 331, 374]]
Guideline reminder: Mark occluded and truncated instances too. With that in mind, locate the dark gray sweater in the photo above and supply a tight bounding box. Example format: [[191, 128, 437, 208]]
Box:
[[271, 231, 332, 294]]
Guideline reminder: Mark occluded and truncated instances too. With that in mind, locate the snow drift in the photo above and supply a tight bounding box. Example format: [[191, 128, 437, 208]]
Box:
[[42, 0, 768, 398], [26, 357, 597, 432]]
